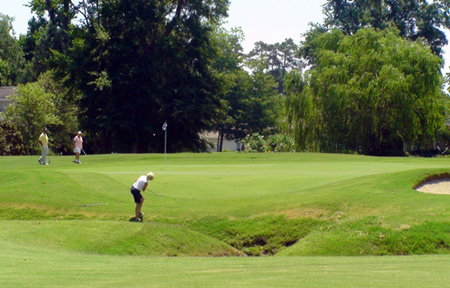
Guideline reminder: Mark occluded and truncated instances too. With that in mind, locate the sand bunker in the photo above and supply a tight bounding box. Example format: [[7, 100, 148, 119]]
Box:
[[415, 178, 450, 194]]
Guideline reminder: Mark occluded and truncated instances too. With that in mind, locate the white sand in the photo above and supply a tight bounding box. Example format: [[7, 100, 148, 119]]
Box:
[[415, 178, 450, 194]]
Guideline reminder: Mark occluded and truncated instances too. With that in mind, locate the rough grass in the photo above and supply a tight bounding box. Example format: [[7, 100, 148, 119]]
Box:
[[184, 215, 324, 256], [278, 218, 450, 256]]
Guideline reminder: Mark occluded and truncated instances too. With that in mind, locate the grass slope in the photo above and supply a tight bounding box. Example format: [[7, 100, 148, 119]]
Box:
[[0, 220, 242, 257]]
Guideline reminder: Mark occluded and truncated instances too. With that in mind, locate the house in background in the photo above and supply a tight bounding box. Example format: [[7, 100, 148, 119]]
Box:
[[0, 86, 15, 113], [201, 131, 241, 152]]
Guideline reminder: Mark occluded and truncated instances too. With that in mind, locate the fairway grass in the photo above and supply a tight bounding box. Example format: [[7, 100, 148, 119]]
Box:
[[2, 153, 450, 286], [2, 239, 450, 287]]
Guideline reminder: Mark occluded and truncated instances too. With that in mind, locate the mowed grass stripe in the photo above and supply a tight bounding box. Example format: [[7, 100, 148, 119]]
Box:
[[1, 238, 450, 288]]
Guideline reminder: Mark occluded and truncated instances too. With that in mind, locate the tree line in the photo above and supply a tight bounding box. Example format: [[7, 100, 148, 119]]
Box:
[[1, 0, 450, 156]]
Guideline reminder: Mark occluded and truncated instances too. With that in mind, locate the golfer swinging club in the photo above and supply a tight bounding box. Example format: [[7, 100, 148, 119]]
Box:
[[130, 172, 155, 222]]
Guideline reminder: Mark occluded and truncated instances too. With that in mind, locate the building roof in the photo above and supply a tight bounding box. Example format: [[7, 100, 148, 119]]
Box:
[[0, 86, 16, 113], [0, 86, 16, 99]]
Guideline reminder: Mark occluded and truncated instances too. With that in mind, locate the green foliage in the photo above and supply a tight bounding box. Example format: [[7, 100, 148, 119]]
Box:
[[266, 134, 295, 152], [4, 71, 80, 155], [211, 26, 245, 73], [209, 27, 283, 150], [0, 119, 25, 155], [242, 133, 295, 152], [18, 15, 50, 82], [217, 70, 280, 142], [323, 0, 450, 57], [0, 13, 24, 85], [247, 39, 304, 94], [35, 71, 81, 155], [0, 58, 10, 86], [63, 0, 230, 153], [286, 28, 447, 155], [283, 70, 318, 151], [21, 0, 232, 153], [5, 82, 59, 154]]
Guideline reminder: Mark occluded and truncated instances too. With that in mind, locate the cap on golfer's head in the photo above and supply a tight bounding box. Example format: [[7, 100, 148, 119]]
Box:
[[147, 172, 155, 181], [78, 131, 82, 135]]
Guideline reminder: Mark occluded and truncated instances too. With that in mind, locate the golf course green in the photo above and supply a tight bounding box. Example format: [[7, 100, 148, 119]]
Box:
[[1, 152, 450, 287]]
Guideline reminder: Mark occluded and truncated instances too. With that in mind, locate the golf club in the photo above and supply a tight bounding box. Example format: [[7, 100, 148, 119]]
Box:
[[82, 148, 88, 156], [48, 147, 55, 164], [149, 190, 162, 197]]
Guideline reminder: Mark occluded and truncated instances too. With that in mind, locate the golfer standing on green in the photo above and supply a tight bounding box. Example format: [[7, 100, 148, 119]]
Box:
[[38, 128, 49, 165], [130, 172, 155, 222], [73, 131, 83, 164]]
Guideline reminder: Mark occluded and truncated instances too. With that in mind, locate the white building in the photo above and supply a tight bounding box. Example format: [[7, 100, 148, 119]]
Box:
[[0, 86, 15, 113], [201, 131, 241, 152]]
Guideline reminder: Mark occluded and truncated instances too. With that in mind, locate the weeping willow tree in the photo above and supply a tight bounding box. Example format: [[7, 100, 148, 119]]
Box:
[[285, 28, 448, 155], [284, 71, 318, 152]]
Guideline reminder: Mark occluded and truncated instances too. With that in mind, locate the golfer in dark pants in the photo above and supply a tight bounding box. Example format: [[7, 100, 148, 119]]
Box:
[[130, 172, 154, 221]]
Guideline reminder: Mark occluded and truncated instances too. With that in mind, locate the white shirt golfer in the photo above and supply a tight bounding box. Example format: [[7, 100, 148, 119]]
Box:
[[73, 132, 83, 163], [133, 175, 148, 191], [130, 172, 154, 222], [38, 128, 49, 165]]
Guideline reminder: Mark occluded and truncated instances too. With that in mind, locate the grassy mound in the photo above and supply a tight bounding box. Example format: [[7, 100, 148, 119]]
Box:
[[0, 220, 242, 256]]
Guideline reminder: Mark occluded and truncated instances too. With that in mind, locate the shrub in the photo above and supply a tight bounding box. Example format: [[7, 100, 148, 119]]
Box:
[[266, 134, 295, 152], [242, 133, 267, 152], [242, 133, 295, 153], [0, 118, 25, 155]]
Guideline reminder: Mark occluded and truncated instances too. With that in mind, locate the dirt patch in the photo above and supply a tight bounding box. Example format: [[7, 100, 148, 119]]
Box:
[[279, 208, 328, 219]]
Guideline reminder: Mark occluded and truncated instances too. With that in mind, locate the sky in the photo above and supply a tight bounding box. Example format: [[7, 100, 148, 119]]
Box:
[[1, 0, 450, 74], [223, 0, 326, 52]]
